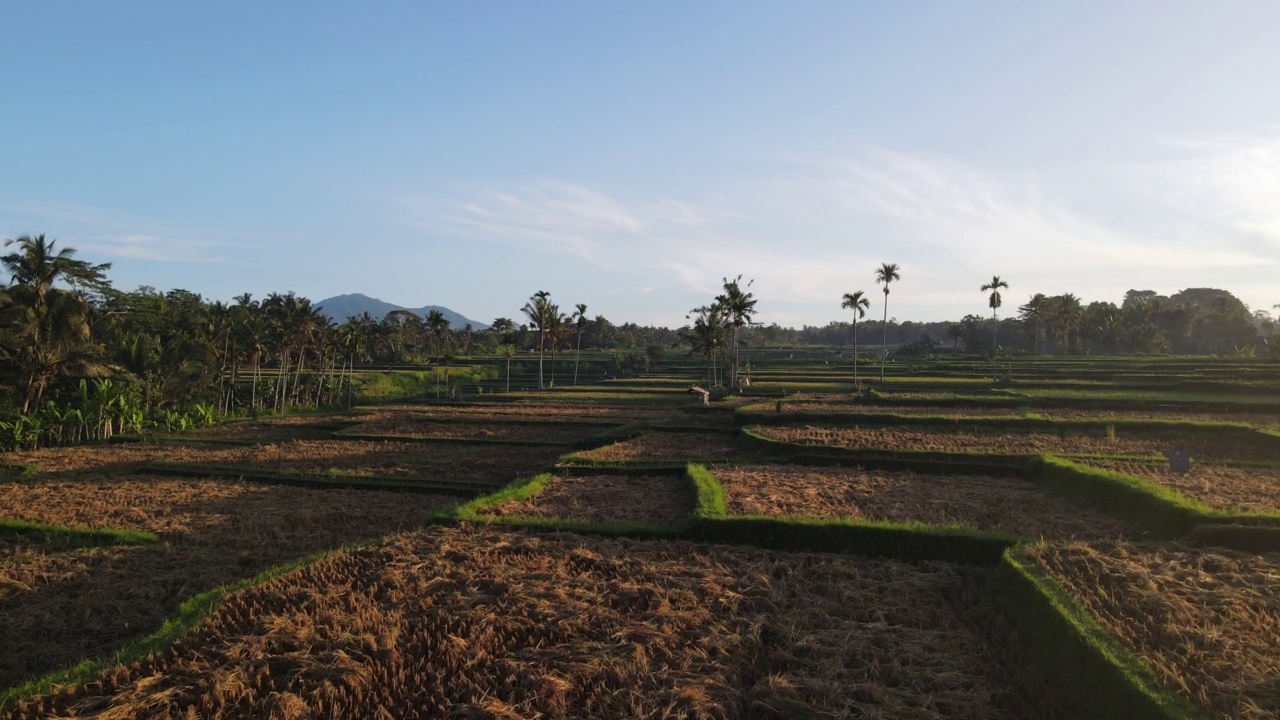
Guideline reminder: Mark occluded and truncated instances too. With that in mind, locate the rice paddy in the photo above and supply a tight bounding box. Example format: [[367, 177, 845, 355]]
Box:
[[1080, 460, 1280, 513], [4, 525, 1033, 719], [574, 432, 739, 462], [712, 464, 1129, 539], [1027, 542, 1280, 720], [480, 474, 695, 527], [752, 424, 1278, 461], [3, 355, 1279, 717]]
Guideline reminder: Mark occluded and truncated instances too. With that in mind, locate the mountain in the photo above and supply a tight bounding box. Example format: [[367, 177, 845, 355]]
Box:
[[315, 294, 487, 330]]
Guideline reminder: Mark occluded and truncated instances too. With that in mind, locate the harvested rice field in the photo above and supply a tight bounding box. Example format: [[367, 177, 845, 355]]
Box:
[[1084, 460, 1280, 513], [574, 432, 740, 463], [181, 413, 356, 442], [0, 477, 456, 689], [337, 417, 604, 444], [712, 465, 1128, 539], [764, 402, 1280, 428], [480, 474, 695, 527], [753, 425, 1279, 461], [11, 440, 561, 485], [1026, 542, 1280, 720], [414, 403, 671, 421], [5, 525, 1035, 719]]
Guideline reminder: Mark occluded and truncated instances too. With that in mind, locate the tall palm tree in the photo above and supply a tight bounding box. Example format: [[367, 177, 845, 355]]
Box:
[[544, 305, 569, 387], [684, 302, 728, 388], [874, 263, 900, 380], [572, 303, 588, 386], [520, 290, 552, 389], [840, 290, 870, 382], [1019, 294, 1047, 354], [498, 343, 516, 391], [0, 236, 113, 411], [2, 235, 111, 311], [716, 276, 757, 388], [980, 276, 1010, 353], [426, 309, 450, 398]]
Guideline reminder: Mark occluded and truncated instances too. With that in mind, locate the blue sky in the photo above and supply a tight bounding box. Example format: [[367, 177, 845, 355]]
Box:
[[3, 1, 1278, 327]]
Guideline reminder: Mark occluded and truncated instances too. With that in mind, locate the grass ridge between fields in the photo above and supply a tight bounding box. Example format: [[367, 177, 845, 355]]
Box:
[[447, 464, 1016, 565], [987, 546, 1207, 720], [0, 518, 160, 547]]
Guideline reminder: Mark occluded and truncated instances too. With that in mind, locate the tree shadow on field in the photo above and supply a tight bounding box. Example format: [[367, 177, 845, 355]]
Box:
[[7, 438, 565, 487], [0, 480, 466, 690]]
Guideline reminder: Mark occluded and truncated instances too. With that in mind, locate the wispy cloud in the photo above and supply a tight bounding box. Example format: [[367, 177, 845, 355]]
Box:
[[402, 141, 1280, 321], [403, 181, 647, 265], [1, 201, 262, 265], [73, 234, 227, 263], [1113, 133, 1280, 255]]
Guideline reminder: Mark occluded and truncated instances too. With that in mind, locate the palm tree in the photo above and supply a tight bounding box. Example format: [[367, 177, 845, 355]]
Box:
[[520, 291, 552, 389], [0, 235, 113, 411], [684, 302, 728, 388], [544, 306, 567, 387], [840, 290, 870, 382], [572, 303, 588, 386], [0, 290, 108, 412], [498, 343, 516, 391], [716, 276, 757, 388], [426, 309, 450, 398], [980, 276, 1010, 353], [2, 235, 111, 311], [1019, 294, 1047, 354], [874, 263, 901, 380]]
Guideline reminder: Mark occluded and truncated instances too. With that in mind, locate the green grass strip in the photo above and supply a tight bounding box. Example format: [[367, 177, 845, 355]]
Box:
[[0, 518, 159, 547], [687, 463, 727, 519], [988, 547, 1206, 720], [447, 472, 554, 522]]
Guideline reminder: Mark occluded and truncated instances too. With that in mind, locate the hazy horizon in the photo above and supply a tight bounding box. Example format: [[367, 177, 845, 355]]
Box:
[[4, 2, 1278, 327]]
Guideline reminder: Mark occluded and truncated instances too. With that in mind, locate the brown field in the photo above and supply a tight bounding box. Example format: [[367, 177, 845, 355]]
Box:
[[181, 413, 356, 442], [1027, 542, 1280, 720], [712, 465, 1128, 539], [338, 418, 601, 444], [9, 440, 560, 484], [753, 425, 1275, 461], [411, 404, 672, 421], [1082, 460, 1280, 513], [6, 525, 1032, 719], [576, 432, 740, 462], [0, 476, 456, 689], [481, 474, 695, 527], [769, 402, 1280, 428]]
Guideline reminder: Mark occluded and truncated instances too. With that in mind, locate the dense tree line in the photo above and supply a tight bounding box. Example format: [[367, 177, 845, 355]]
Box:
[[3, 236, 1275, 445], [788, 288, 1271, 358]]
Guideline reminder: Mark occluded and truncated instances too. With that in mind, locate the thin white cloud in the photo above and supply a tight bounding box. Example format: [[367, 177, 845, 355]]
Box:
[[73, 234, 228, 263], [1115, 133, 1280, 254], [402, 143, 1280, 322]]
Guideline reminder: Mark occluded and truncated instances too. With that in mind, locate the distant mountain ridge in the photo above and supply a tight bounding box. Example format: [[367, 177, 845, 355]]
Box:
[[315, 293, 487, 330]]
